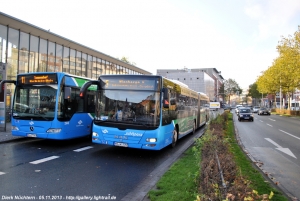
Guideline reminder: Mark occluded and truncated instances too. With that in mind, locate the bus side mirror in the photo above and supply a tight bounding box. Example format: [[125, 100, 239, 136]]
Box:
[[64, 87, 71, 99], [162, 88, 169, 108], [79, 80, 100, 98], [0, 80, 16, 93]]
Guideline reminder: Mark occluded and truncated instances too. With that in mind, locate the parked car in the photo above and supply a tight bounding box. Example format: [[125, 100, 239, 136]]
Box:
[[258, 107, 271, 115], [253, 106, 260, 113], [238, 108, 254, 122]]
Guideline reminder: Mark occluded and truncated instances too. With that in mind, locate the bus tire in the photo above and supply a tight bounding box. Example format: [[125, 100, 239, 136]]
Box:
[[172, 127, 178, 148], [87, 123, 93, 140], [192, 121, 196, 135]]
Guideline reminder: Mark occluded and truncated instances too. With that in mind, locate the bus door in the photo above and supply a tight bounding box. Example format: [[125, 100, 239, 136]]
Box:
[[62, 87, 91, 138]]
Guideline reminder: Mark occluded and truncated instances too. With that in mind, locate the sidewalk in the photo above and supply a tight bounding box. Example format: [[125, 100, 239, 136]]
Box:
[[0, 122, 23, 143]]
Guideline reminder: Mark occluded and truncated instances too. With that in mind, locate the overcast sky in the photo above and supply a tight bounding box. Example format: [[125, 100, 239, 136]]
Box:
[[1, 0, 300, 89]]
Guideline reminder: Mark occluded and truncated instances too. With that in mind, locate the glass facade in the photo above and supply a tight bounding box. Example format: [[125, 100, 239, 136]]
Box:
[[0, 18, 149, 111]]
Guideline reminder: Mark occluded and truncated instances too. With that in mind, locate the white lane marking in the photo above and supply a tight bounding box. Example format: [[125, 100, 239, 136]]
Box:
[[0, 172, 6, 175], [265, 138, 281, 147], [265, 138, 297, 158], [259, 120, 264, 122], [269, 118, 276, 121], [30, 156, 60, 164], [279, 129, 300, 141], [73, 146, 93, 152], [267, 124, 273, 127]]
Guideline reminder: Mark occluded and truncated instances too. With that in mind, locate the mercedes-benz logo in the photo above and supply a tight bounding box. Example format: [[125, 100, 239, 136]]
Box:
[[30, 126, 34, 131]]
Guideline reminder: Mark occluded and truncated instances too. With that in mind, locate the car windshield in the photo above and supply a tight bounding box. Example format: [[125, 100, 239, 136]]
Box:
[[240, 109, 251, 113]]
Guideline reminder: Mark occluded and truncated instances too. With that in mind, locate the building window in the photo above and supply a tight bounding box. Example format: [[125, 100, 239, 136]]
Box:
[[38, 38, 47, 72], [63, 46, 70, 73]]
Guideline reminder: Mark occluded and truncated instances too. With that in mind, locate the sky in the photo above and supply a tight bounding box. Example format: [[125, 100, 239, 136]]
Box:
[[1, 0, 300, 89]]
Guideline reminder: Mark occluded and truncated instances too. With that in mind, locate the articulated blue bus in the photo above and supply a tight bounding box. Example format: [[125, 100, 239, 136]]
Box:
[[0, 72, 96, 140], [80, 74, 209, 150]]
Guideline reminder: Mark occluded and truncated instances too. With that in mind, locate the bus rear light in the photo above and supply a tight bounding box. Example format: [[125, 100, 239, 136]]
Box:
[[92, 132, 99, 137], [146, 138, 157, 142], [47, 128, 61, 133]]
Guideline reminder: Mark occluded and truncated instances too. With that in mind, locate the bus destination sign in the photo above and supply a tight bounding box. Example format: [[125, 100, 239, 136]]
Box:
[[18, 74, 58, 85], [102, 78, 157, 90]]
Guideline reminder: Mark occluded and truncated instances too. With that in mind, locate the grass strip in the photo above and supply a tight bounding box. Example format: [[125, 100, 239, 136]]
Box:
[[147, 147, 199, 201], [147, 112, 289, 200], [225, 112, 288, 200]]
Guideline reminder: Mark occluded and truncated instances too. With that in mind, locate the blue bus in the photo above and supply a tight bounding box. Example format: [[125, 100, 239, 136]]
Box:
[[80, 74, 209, 150], [0, 72, 96, 140]]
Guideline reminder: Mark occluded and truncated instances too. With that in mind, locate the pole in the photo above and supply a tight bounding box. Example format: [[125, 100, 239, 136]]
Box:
[[280, 85, 282, 112]]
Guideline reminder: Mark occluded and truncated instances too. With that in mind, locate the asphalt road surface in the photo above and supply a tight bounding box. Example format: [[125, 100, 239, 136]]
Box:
[[234, 111, 300, 200], [0, 125, 207, 201]]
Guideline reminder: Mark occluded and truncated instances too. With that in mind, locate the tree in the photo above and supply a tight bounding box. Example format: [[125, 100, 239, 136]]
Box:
[[247, 83, 261, 98], [218, 83, 225, 102], [256, 65, 280, 107], [275, 28, 300, 108], [247, 82, 262, 106], [119, 57, 136, 66], [223, 78, 242, 105], [257, 26, 300, 109]]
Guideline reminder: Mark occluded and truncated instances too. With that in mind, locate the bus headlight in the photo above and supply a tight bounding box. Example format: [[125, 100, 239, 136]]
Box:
[[11, 126, 19, 131], [146, 138, 157, 142], [47, 128, 62, 133], [92, 132, 99, 137]]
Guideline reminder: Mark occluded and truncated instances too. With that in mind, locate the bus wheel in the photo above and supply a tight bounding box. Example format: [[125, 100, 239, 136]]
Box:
[[87, 123, 93, 140], [172, 128, 178, 148], [192, 121, 196, 135]]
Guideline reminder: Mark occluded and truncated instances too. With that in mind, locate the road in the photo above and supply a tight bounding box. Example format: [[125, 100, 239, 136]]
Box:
[[234, 111, 300, 200], [0, 125, 207, 201]]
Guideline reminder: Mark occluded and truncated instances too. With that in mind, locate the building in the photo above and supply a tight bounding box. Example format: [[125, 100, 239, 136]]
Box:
[[157, 68, 224, 101], [0, 12, 151, 103], [198, 68, 224, 101]]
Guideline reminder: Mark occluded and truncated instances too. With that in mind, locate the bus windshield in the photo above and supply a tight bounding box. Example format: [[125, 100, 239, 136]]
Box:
[[95, 89, 161, 127], [12, 85, 57, 120]]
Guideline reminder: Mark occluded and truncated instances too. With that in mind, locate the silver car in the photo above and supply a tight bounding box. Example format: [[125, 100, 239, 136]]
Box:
[[235, 105, 243, 113], [253, 106, 260, 113]]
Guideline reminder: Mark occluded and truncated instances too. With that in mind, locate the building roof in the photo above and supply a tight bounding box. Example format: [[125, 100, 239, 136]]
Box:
[[0, 11, 151, 75]]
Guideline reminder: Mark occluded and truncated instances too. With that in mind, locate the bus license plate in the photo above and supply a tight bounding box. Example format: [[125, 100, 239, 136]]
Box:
[[27, 134, 37, 137], [114, 142, 128, 147]]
